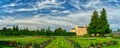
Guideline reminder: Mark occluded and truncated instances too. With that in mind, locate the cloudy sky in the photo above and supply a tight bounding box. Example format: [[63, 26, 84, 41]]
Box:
[[0, 0, 120, 31]]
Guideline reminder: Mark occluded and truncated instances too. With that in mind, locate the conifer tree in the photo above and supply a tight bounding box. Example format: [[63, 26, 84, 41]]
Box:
[[99, 8, 112, 36], [117, 28, 120, 32], [87, 10, 99, 36]]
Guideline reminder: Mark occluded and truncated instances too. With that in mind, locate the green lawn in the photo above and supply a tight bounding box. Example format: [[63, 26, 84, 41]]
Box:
[[0, 36, 52, 47], [0, 36, 120, 48], [0, 36, 51, 44], [70, 37, 119, 48], [45, 37, 71, 48], [103, 38, 120, 48]]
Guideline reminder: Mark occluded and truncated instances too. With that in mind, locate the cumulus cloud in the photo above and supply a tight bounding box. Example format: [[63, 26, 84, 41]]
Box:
[[0, 11, 91, 30], [2, 3, 16, 7], [1, 0, 66, 13], [106, 8, 120, 30], [0, 0, 120, 31], [16, 8, 37, 11]]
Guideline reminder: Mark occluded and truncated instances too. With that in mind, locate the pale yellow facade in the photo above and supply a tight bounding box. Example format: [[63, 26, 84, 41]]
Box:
[[70, 26, 88, 36]]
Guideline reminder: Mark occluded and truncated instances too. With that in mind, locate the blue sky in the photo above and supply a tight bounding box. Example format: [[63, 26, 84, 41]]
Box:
[[0, 0, 120, 31]]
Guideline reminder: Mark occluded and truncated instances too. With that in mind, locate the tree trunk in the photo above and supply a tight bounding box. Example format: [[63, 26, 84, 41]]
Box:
[[94, 34, 97, 37], [102, 34, 105, 37]]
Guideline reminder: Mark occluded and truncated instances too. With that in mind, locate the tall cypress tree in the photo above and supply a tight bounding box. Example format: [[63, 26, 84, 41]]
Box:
[[117, 28, 120, 32], [15, 25, 19, 31], [87, 10, 99, 36], [46, 26, 52, 36], [13, 25, 16, 31], [99, 8, 111, 36]]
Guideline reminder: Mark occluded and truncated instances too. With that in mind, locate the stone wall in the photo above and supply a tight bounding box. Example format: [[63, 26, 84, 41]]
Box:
[[70, 26, 88, 36]]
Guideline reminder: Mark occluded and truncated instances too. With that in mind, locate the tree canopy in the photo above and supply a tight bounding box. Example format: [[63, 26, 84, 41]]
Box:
[[87, 10, 99, 35], [88, 8, 112, 36], [0, 26, 76, 36]]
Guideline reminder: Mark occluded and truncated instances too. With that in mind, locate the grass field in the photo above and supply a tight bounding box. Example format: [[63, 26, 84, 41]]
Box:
[[0, 36, 51, 44], [103, 38, 120, 48], [70, 37, 119, 48], [45, 37, 71, 48], [0, 36, 53, 48], [0, 36, 120, 48]]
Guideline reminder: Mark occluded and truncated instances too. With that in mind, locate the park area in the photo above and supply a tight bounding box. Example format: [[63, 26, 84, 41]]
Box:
[[0, 36, 120, 48]]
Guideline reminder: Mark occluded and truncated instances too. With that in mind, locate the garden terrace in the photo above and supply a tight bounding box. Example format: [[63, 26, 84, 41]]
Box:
[[0, 36, 54, 48]]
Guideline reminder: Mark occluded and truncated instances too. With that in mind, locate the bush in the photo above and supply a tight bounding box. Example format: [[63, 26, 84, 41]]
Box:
[[109, 34, 114, 37]]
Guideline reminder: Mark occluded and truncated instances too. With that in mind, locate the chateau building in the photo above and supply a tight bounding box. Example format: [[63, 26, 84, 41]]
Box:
[[70, 26, 88, 36]]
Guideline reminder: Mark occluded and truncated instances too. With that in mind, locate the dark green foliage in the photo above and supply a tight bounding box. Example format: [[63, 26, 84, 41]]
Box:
[[54, 27, 66, 36], [54, 27, 76, 36], [88, 8, 112, 36], [46, 27, 52, 36], [99, 8, 112, 35], [87, 10, 99, 36], [0, 26, 76, 36]]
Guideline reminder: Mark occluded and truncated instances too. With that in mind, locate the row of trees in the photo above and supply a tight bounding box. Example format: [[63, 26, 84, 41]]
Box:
[[117, 28, 120, 32], [0, 26, 76, 36], [88, 8, 112, 36]]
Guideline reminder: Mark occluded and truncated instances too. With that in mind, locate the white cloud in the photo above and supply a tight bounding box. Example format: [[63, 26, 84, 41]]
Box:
[[2, 7, 120, 31], [1, 0, 66, 12], [16, 8, 37, 11], [51, 10, 58, 13], [0, 11, 91, 30], [34, 0, 62, 8], [62, 10, 70, 13], [2, 3, 16, 7], [0, 0, 120, 31]]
